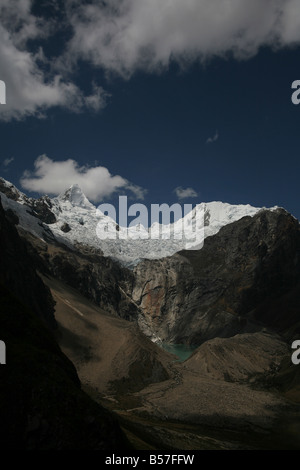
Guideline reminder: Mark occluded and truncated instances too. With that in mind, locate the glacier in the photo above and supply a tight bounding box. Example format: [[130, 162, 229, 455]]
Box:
[[0, 178, 280, 264]]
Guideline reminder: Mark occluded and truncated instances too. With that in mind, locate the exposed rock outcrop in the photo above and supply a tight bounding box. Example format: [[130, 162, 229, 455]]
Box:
[[0, 178, 56, 224], [131, 209, 300, 344], [27, 196, 57, 224], [20, 228, 140, 321]]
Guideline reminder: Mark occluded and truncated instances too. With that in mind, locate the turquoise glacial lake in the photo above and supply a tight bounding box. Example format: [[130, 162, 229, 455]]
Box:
[[160, 343, 198, 362]]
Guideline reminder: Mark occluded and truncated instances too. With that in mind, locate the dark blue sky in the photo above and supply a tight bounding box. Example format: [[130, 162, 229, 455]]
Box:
[[0, 1, 300, 219]]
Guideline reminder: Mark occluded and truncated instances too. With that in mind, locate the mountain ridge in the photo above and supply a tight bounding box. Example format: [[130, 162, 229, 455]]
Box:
[[0, 177, 285, 263]]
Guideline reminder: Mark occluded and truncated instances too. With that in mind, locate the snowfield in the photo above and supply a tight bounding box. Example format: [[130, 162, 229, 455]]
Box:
[[0, 178, 279, 264]]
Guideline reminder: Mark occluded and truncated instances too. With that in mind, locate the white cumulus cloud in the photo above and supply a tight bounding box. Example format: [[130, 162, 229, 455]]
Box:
[[0, 1, 107, 121], [20, 155, 146, 202], [2, 1, 300, 119], [64, 0, 300, 76]]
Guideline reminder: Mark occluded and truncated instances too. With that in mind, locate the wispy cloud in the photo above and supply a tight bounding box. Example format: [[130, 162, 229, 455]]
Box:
[[2, 156, 14, 167], [20, 155, 147, 202], [206, 130, 219, 144], [174, 186, 198, 200]]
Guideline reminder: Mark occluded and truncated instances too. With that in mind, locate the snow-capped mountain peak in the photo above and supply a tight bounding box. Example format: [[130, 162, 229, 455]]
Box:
[[0, 177, 285, 264], [57, 184, 94, 210]]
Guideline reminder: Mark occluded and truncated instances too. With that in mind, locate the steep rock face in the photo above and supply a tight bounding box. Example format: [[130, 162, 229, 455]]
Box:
[[131, 209, 300, 344], [21, 229, 139, 321], [0, 197, 56, 328], [46, 246, 139, 320], [27, 196, 57, 224], [0, 178, 23, 201], [0, 178, 56, 225]]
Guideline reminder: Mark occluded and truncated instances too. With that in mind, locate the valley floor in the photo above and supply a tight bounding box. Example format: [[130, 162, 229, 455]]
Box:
[[43, 275, 300, 450]]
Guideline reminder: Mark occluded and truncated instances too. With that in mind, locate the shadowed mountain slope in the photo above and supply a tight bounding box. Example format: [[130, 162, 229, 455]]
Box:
[[0, 197, 130, 450]]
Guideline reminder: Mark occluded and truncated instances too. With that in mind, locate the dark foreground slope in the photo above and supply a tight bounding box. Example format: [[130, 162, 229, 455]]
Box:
[[0, 197, 130, 450], [0, 197, 56, 329], [0, 285, 129, 450]]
